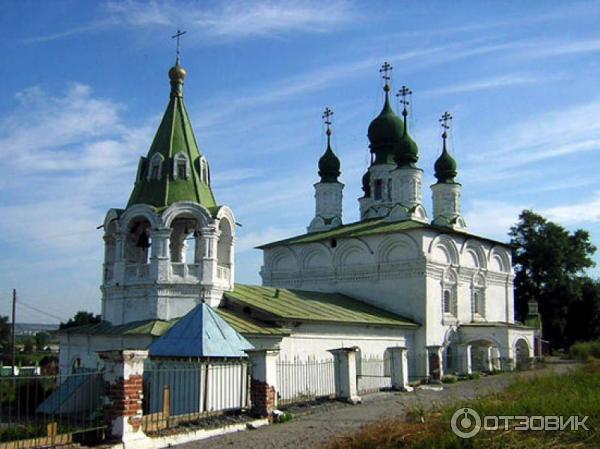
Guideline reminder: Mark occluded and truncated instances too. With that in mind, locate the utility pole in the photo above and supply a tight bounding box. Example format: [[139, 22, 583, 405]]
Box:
[[11, 289, 16, 377]]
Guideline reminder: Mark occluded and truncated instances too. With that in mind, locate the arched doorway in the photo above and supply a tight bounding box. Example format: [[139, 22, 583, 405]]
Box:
[[515, 338, 531, 370]]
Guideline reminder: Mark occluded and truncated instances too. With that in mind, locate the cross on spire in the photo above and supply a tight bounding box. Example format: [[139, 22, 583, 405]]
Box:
[[379, 62, 393, 91], [396, 85, 411, 121], [322, 107, 334, 136], [172, 29, 187, 63], [439, 111, 453, 139]]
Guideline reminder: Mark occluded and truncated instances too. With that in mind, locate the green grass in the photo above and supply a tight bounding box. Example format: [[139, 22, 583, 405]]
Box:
[[324, 361, 599, 449]]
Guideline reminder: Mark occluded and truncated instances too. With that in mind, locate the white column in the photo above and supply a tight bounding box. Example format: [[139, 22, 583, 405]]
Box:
[[458, 344, 472, 375], [112, 232, 126, 284], [387, 347, 412, 391], [328, 347, 361, 404], [150, 228, 171, 282], [245, 349, 279, 416], [201, 225, 221, 307]]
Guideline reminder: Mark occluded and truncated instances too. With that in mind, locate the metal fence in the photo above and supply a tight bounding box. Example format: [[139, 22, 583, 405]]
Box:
[[0, 370, 106, 448], [276, 359, 336, 406], [356, 356, 391, 394], [142, 359, 250, 433]]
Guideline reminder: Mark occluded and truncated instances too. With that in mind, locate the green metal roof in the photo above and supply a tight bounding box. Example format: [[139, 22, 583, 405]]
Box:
[[257, 218, 510, 249], [216, 308, 290, 336], [127, 64, 217, 209], [225, 284, 417, 327], [55, 308, 289, 339], [55, 319, 176, 337], [461, 321, 534, 330]]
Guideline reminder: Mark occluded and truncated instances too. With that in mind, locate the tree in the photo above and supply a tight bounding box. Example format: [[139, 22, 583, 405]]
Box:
[[35, 332, 50, 351], [509, 210, 596, 349], [0, 316, 10, 359], [59, 311, 101, 330]]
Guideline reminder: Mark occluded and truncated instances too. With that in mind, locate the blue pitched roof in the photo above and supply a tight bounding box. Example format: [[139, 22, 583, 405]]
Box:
[[149, 303, 254, 358]]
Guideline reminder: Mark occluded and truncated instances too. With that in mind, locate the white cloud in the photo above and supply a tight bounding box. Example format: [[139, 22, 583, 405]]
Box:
[[542, 192, 600, 225], [424, 73, 557, 96], [236, 226, 299, 252], [27, 0, 355, 43], [464, 200, 526, 241]]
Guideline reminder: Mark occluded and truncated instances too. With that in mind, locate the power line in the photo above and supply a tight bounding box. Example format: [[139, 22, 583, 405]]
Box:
[[16, 300, 65, 322]]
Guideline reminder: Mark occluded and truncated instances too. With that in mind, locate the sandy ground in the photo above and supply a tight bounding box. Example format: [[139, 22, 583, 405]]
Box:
[[178, 360, 576, 449]]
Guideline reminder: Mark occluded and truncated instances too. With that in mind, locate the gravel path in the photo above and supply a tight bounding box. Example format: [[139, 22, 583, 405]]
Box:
[[178, 360, 576, 449]]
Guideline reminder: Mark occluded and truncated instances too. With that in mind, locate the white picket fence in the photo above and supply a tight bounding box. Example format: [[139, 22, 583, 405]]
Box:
[[276, 358, 336, 406]]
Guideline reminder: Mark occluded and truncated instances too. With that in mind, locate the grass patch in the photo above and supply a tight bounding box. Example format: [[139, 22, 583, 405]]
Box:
[[324, 361, 598, 449]]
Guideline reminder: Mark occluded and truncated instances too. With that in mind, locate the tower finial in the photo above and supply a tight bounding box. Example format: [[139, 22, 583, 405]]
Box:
[[396, 85, 412, 133], [172, 29, 187, 64], [379, 61, 393, 92], [439, 111, 453, 150], [322, 106, 334, 141]]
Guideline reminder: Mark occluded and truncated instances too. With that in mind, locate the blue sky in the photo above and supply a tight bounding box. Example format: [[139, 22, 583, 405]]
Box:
[[1, 0, 600, 323]]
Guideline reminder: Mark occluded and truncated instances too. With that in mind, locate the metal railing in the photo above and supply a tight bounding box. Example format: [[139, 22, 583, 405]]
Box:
[[356, 356, 391, 394], [0, 370, 106, 448], [276, 359, 335, 407], [142, 359, 250, 434]]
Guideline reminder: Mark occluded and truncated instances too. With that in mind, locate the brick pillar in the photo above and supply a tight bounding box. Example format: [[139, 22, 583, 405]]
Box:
[[246, 349, 278, 417], [98, 350, 149, 446], [427, 345, 443, 382], [387, 346, 412, 391], [328, 347, 361, 404], [458, 344, 472, 375]]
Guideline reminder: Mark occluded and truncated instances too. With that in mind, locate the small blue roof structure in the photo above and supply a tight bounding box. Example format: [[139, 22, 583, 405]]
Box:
[[149, 303, 254, 358]]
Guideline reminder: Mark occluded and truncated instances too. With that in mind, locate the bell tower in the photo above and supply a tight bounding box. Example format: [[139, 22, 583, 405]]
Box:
[[101, 36, 236, 325], [308, 107, 344, 233]]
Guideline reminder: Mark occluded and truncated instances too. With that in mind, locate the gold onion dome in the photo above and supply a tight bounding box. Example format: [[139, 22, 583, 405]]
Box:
[[169, 60, 186, 97], [169, 63, 187, 81]]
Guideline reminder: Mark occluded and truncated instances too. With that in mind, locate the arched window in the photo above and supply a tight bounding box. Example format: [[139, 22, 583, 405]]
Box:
[[174, 153, 189, 180], [472, 274, 486, 318], [442, 270, 457, 317], [148, 154, 164, 181]]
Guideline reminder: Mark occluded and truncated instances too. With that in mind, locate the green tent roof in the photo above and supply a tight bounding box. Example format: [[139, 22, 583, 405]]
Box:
[[127, 63, 217, 209], [225, 284, 417, 327]]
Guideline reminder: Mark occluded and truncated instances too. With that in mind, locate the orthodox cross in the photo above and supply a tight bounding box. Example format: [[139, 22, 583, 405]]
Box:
[[322, 107, 334, 136], [439, 111, 453, 139], [172, 29, 187, 62], [396, 85, 412, 121], [379, 61, 393, 84]]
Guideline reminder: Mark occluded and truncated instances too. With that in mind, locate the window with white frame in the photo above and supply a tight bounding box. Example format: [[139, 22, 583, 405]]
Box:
[[174, 153, 189, 180], [471, 275, 486, 318], [200, 158, 210, 184], [148, 154, 163, 180], [442, 270, 457, 316]]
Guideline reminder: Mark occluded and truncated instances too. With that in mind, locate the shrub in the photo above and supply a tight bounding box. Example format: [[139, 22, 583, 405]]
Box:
[[441, 375, 457, 384], [569, 340, 600, 361]]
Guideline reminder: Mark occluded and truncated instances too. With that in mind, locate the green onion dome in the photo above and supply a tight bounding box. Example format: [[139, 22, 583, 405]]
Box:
[[367, 85, 404, 165], [362, 170, 371, 196], [318, 129, 341, 182], [394, 129, 419, 167], [434, 137, 457, 183]]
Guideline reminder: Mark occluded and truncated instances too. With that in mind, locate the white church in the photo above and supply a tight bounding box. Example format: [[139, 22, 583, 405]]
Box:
[[57, 57, 535, 383]]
